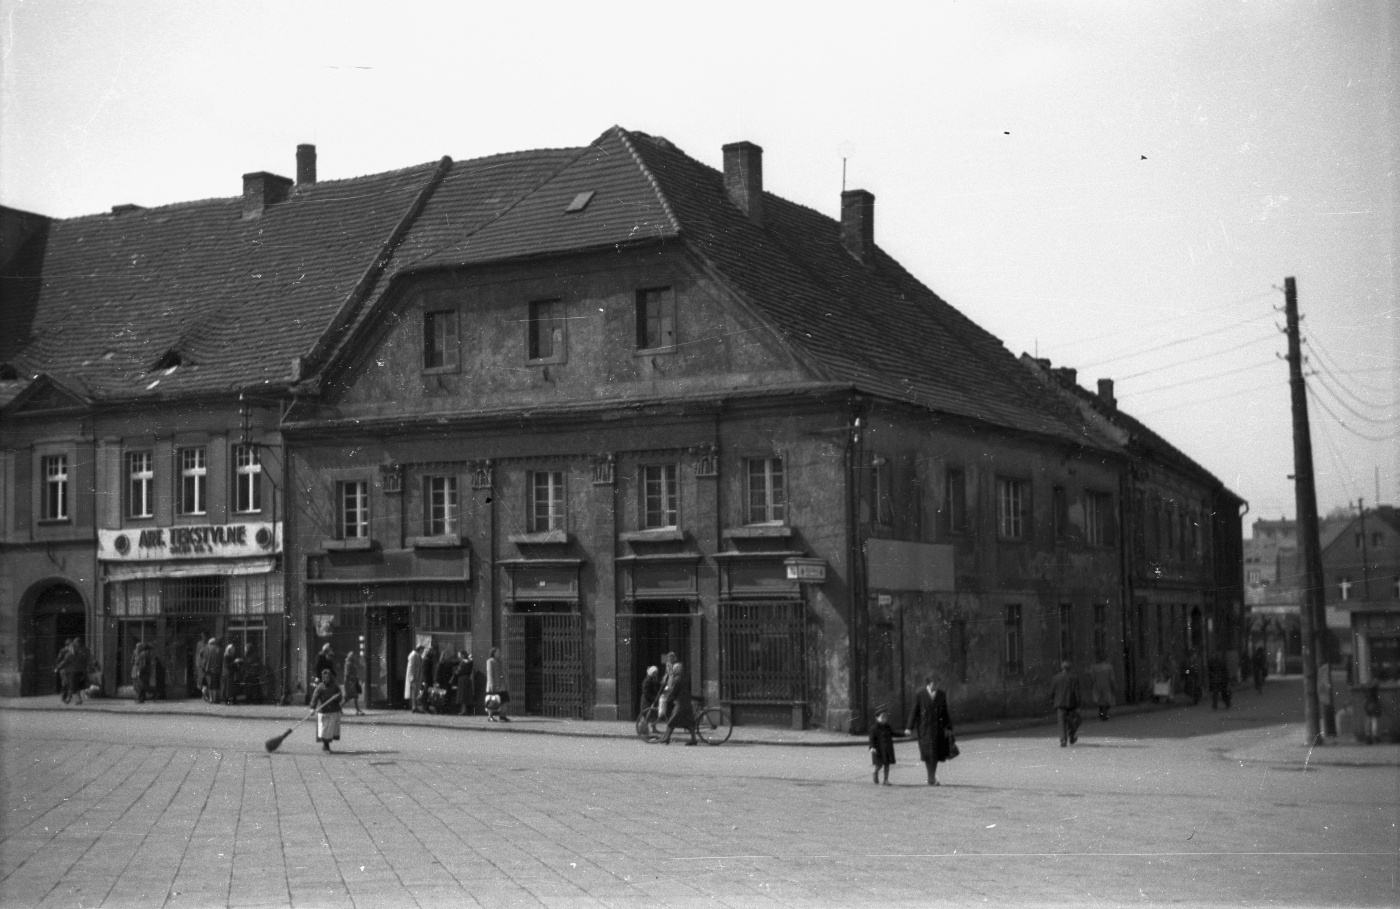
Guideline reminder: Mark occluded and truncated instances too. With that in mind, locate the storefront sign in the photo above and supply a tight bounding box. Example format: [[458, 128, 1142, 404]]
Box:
[[99, 521, 281, 561], [785, 558, 827, 583]]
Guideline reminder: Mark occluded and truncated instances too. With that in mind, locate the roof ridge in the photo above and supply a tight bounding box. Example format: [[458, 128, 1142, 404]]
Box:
[[612, 127, 683, 236]]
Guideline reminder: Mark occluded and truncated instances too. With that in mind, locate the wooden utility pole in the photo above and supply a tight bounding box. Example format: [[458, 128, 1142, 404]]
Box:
[[1284, 276, 1325, 745]]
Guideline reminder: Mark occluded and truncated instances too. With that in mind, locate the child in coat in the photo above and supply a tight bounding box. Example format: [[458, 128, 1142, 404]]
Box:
[[869, 708, 897, 785]]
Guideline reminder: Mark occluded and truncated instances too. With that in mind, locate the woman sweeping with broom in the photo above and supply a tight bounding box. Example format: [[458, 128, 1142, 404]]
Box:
[[310, 669, 344, 752]]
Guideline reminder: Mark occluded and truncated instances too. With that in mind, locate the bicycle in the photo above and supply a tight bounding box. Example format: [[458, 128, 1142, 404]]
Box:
[[635, 697, 732, 745]]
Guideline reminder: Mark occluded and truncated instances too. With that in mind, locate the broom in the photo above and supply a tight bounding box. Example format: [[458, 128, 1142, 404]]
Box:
[[265, 691, 342, 753]]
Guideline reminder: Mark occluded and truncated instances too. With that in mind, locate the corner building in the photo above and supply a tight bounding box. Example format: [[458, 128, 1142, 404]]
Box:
[[284, 128, 1138, 729]]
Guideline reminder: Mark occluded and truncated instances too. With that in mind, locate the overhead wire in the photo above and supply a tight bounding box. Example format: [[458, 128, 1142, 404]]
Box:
[[1114, 332, 1278, 382], [1303, 337, 1400, 408], [1077, 312, 1277, 370], [1306, 385, 1400, 442], [1123, 359, 1278, 397], [1048, 287, 1278, 352], [1307, 368, 1396, 425], [1129, 378, 1283, 417]]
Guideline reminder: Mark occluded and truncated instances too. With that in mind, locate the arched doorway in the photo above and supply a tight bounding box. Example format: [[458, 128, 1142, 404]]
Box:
[[22, 582, 87, 697]]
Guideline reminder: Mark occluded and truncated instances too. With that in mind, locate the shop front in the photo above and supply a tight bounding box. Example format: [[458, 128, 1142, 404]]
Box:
[[98, 521, 284, 701], [500, 558, 587, 718], [615, 553, 703, 720]]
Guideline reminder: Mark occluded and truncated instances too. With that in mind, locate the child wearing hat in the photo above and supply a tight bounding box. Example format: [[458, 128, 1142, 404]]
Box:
[[869, 706, 897, 785]]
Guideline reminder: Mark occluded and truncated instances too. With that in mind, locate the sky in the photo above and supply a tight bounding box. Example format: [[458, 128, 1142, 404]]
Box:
[[2, 0, 1396, 533]]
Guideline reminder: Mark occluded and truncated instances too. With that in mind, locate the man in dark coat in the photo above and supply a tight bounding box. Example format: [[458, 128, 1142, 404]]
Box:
[[132, 642, 153, 704], [420, 644, 439, 713], [659, 652, 697, 745], [1050, 661, 1081, 747], [452, 651, 474, 715], [906, 674, 954, 785]]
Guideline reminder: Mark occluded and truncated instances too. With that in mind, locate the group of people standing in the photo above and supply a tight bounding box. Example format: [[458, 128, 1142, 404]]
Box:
[[194, 638, 261, 705], [402, 643, 490, 718]]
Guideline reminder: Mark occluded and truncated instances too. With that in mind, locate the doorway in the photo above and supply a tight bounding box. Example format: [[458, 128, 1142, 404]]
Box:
[[616, 602, 696, 719], [23, 584, 86, 696], [370, 606, 412, 708], [505, 606, 585, 718]]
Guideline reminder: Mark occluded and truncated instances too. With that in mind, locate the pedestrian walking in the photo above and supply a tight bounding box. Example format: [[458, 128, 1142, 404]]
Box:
[[1208, 655, 1232, 710], [485, 646, 511, 722], [452, 651, 474, 715], [659, 652, 697, 745], [906, 674, 954, 785], [343, 649, 365, 715], [203, 638, 222, 703], [1252, 646, 1268, 694], [310, 669, 343, 753], [55, 639, 76, 703], [195, 638, 210, 701], [314, 642, 337, 684], [68, 639, 90, 705], [639, 665, 661, 724], [131, 642, 153, 704], [1363, 683, 1383, 744], [405, 645, 424, 713], [1050, 661, 1081, 747], [868, 706, 897, 785], [1090, 658, 1116, 721], [221, 643, 238, 705], [420, 643, 439, 713]]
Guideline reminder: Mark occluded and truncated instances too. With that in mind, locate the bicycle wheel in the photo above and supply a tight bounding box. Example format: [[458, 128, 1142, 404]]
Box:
[[635, 710, 660, 743], [696, 706, 732, 745]]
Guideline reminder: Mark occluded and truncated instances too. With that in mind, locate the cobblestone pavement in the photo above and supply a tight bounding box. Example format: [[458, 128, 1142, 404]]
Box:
[[1, 682, 1395, 908]]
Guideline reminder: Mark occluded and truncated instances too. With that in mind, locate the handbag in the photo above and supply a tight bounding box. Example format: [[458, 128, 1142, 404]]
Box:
[[945, 732, 960, 760]]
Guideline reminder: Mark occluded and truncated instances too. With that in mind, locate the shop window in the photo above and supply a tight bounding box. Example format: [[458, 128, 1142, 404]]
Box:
[[1004, 604, 1024, 676], [530, 470, 566, 533], [943, 468, 966, 535], [528, 299, 566, 363], [127, 451, 154, 518], [425, 475, 459, 536], [635, 287, 675, 351], [177, 447, 207, 516], [641, 464, 678, 529], [996, 476, 1028, 540], [233, 444, 262, 514], [338, 480, 369, 539], [1085, 491, 1113, 546], [423, 309, 459, 371], [746, 457, 786, 524], [41, 454, 69, 521]]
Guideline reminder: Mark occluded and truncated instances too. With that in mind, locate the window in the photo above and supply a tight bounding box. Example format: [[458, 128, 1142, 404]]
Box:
[[996, 477, 1028, 540], [635, 287, 676, 351], [747, 457, 786, 524], [41, 454, 68, 521], [1339, 577, 1353, 602], [177, 447, 206, 516], [425, 476, 459, 536], [1052, 485, 1068, 540], [641, 464, 678, 529], [528, 299, 565, 362], [1059, 603, 1074, 664], [127, 451, 154, 518], [872, 458, 894, 526], [949, 617, 968, 684], [233, 444, 261, 514], [1085, 491, 1113, 546], [338, 480, 369, 539], [944, 468, 966, 535], [530, 470, 566, 533], [423, 309, 459, 370], [1004, 604, 1024, 676]]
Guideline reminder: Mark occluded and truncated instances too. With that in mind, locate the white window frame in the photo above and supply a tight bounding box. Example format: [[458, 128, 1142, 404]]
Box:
[[426, 475, 459, 536], [177, 447, 207, 516], [41, 454, 69, 521], [641, 464, 679, 529], [996, 476, 1027, 540], [339, 480, 370, 540], [530, 470, 566, 533], [127, 450, 154, 519], [233, 444, 262, 514], [746, 457, 786, 524]]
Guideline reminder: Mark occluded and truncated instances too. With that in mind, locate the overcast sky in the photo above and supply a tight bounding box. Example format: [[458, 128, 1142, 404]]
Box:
[[2, 0, 1396, 531]]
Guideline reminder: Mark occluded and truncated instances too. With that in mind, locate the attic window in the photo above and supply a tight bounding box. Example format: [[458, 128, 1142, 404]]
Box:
[[564, 191, 595, 213], [150, 350, 182, 372]]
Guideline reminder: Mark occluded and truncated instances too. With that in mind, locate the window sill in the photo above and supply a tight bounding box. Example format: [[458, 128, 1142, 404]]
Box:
[[620, 528, 684, 542], [322, 538, 374, 552], [527, 356, 567, 367], [409, 533, 462, 549], [421, 365, 461, 376], [723, 524, 792, 540], [37, 518, 72, 526], [508, 529, 569, 545], [634, 346, 677, 357]]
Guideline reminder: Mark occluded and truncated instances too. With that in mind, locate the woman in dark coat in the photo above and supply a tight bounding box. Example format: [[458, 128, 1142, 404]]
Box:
[[906, 673, 954, 786], [659, 652, 697, 746], [221, 643, 238, 704]]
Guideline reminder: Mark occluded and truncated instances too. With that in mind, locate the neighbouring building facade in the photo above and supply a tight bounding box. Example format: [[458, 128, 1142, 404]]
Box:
[[3, 127, 1245, 732]]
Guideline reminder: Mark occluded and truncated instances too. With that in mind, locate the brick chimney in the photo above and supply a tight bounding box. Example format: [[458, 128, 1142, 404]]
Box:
[[1097, 378, 1116, 410], [1053, 366, 1078, 388], [296, 144, 317, 185], [242, 171, 293, 219], [841, 189, 875, 263], [722, 141, 764, 225]]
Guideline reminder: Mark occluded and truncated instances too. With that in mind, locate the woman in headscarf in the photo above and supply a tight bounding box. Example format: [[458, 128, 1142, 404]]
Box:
[[221, 642, 238, 705]]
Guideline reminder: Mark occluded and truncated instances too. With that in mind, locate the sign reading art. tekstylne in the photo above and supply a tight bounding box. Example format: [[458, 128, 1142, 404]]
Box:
[[98, 522, 282, 561]]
